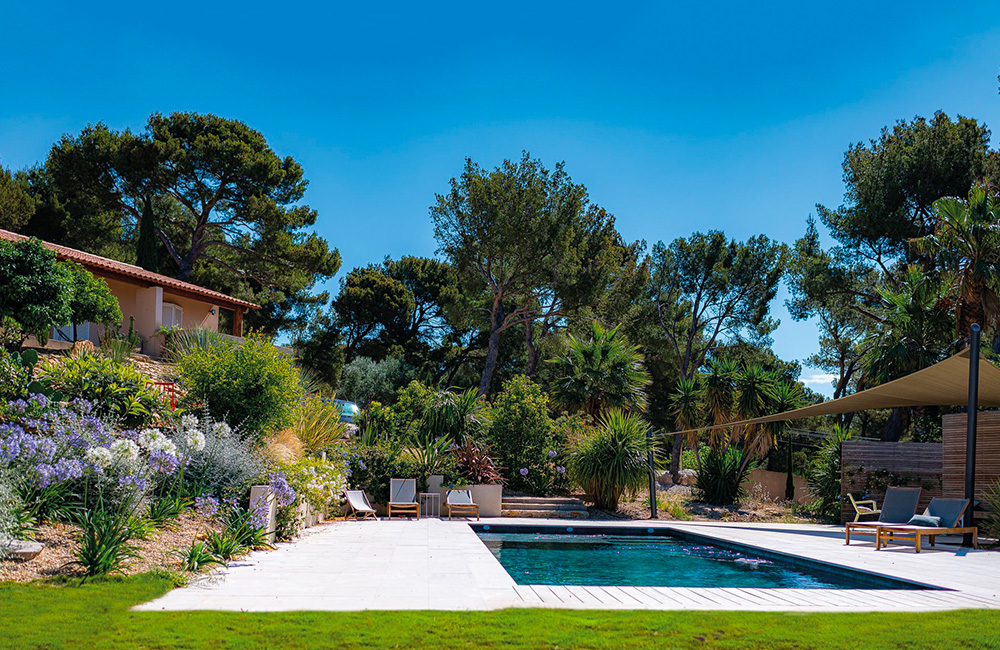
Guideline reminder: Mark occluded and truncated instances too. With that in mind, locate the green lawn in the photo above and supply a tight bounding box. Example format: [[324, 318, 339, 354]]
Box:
[[2, 573, 999, 650]]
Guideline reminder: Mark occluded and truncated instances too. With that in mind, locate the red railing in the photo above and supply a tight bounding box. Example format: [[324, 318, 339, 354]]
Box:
[[147, 381, 178, 411]]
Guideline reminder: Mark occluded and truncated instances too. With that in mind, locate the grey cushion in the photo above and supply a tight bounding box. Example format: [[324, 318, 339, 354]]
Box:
[[907, 514, 941, 527]]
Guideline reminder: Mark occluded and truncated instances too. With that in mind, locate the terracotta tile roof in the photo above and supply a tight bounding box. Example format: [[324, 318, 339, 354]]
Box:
[[0, 229, 259, 310]]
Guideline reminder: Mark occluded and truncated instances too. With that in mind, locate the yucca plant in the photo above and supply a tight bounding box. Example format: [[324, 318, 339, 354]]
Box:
[[289, 395, 349, 455], [568, 410, 655, 510], [164, 326, 229, 362], [421, 388, 489, 443], [807, 426, 851, 520], [695, 446, 753, 506]]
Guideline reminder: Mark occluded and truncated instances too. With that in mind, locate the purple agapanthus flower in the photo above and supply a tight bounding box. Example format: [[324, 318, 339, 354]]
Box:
[[519, 467, 529, 476], [268, 472, 296, 507]]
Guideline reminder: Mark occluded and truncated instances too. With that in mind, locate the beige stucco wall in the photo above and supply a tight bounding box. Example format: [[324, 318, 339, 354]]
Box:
[[161, 291, 220, 332]]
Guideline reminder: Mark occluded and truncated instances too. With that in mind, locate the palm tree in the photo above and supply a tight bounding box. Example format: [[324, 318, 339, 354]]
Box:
[[915, 184, 1000, 343], [550, 321, 650, 418], [862, 265, 953, 440], [701, 358, 737, 448]]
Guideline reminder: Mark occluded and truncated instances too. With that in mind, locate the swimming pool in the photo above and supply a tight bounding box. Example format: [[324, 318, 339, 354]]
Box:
[[473, 525, 927, 590]]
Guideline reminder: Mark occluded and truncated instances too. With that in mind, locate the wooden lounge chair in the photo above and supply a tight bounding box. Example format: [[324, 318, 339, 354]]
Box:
[[845, 486, 921, 545], [876, 498, 978, 553], [388, 478, 420, 519], [446, 489, 480, 520], [344, 490, 378, 520], [847, 493, 881, 522]]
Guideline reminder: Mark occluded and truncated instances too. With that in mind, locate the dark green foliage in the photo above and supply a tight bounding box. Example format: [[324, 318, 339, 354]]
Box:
[[696, 446, 753, 506], [0, 163, 34, 230], [135, 195, 158, 272], [177, 333, 303, 442], [0, 238, 73, 342], [431, 152, 620, 395], [483, 375, 556, 494], [348, 442, 419, 503], [219, 505, 272, 550], [568, 410, 654, 510], [808, 427, 852, 521], [43, 113, 341, 334], [0, 347, 35, 401], [16, 481, 80, 523], [72, 507, 138, 577], [65, 261, 122, 332]]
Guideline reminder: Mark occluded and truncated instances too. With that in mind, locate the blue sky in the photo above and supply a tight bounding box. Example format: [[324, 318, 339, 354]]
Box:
[[3, 2, 1000, 395]]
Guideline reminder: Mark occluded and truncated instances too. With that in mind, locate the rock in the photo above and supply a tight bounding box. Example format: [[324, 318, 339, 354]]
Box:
[[70, 340, 95, 356], [677, 469, 698, 486], [6, 540, 43, 562], [656, 471, 673, 486]]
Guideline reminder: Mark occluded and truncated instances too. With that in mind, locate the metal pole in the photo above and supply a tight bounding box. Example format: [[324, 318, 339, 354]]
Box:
[[964, 323, 981, 546], [648, 429, 657, 519], [785, 430, 795, 501]]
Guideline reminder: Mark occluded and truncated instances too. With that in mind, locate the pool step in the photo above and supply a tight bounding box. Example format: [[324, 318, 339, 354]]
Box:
[[501, 496, 590, 519]]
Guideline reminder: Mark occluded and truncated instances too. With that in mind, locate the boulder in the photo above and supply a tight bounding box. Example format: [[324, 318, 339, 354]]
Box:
[[656, 471, 673, 486], [6, 540, 43, 562], [677, 469, 698, 486]]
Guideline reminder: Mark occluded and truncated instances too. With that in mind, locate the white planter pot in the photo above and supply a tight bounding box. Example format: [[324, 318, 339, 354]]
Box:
[[468, 484, 502, 518], [248, 485, 277, 544]]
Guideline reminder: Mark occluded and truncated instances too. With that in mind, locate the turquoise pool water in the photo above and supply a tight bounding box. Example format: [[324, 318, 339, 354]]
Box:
[[476, 531, 917, 589]]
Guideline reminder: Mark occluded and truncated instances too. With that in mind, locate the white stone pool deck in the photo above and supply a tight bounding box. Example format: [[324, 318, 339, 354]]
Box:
[[136, 518, 1000, 612]]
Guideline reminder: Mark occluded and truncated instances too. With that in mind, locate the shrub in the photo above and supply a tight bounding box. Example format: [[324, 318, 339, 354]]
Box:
[[405, 433, 458, 491], [484, 375, 555, 494], [568, 410, 653, 510], [420, 388, 490, 443], [38, 353, 164, 428], [0, 238, 73, 342], [0, 348, 33, 402], [338, 356, 416, 407], [696, 446, 753, 506], [177, 333, 303, 442], [276, 456, 349, 539], [348, 441, 419, 503], [452, 441, 503, 485], [807, 427, 851, 521], [177, 417, 268, 499], [356, 401, 399, 444]]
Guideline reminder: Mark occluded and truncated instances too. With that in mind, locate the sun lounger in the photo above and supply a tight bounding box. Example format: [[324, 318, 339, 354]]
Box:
[[844, 486, 921, 544], [446, 489, 480, 520], [344, 490, 378, 520], [876, 498, 978, 553], [388, 478, 420, 519]]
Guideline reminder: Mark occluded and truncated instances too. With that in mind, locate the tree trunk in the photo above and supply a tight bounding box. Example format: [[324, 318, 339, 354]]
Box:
[[478, 303, 505, 397], [880, 407, 907, 442], [525, 321, 541, 377], [668, 433, 683, 481]]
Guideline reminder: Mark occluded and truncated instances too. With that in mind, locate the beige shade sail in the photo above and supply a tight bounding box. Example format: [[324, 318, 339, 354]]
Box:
[[669, 348, 1000, 436]]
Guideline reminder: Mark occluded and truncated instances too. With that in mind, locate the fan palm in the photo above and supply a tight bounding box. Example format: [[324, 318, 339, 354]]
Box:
[[550, 321, 650, 418], [915, 184, 1000, 341]]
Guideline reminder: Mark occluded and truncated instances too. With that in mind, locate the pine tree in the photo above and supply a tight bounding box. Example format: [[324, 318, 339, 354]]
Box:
[[135, 195, 158, 272]]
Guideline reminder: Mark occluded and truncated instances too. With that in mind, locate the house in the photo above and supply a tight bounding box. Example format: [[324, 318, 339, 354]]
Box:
[[0, 229, 259, 357]]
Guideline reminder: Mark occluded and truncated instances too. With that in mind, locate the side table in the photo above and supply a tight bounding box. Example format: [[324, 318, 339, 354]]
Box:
[[418, 492, 441, 518]]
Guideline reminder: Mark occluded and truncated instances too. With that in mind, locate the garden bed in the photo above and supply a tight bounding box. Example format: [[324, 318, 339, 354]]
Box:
[[0, 512, 219, 583]]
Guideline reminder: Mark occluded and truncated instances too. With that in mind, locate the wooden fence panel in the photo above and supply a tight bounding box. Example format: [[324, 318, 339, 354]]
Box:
[[942, 413, 1000, 518], [840, 441, 942, 524]]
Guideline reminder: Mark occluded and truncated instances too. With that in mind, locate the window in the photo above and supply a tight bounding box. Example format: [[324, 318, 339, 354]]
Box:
[[162, 302, 184, 329]]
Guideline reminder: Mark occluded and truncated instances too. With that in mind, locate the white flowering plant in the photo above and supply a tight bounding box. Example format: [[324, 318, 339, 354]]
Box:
[[275, 452, 349, 539]]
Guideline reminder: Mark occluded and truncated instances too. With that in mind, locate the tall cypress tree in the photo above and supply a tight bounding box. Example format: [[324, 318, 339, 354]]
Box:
[[135, 195, 158, 272]]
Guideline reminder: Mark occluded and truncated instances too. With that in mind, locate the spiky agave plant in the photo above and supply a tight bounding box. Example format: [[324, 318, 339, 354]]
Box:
[[568, 410, 655, 510]]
